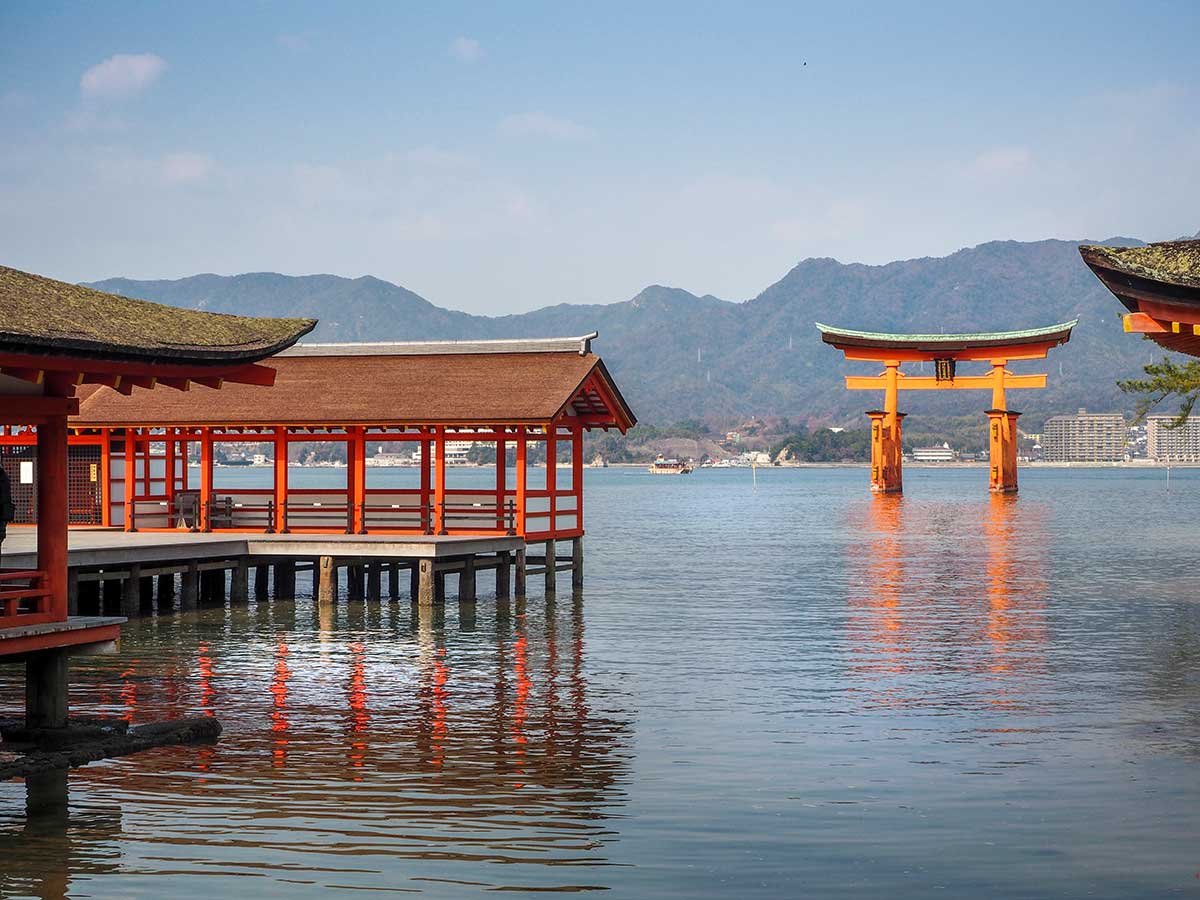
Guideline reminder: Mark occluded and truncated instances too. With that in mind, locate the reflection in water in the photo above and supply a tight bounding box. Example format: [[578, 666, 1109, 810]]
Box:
[[0, 770, 122, 900], [845, 493, 1049, 709], [0, 592, 632, 894]]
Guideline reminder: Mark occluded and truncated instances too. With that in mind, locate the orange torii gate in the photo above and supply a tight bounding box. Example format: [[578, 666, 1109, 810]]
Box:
[[816, 321, 1077, 494]]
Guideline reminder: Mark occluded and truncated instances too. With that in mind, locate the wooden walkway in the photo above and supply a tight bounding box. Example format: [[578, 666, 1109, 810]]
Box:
[[0, 528, 576, 617]]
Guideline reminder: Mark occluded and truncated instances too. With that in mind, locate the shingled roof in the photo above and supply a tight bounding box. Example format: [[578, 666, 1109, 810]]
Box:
[[1079, 241, 1200, 291], [73, 340, 636, 430], [0, 265, 316, 364]]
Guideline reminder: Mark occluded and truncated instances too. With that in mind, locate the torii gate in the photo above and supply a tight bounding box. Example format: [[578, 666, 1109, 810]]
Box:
[[816, 321, 1076, 494]]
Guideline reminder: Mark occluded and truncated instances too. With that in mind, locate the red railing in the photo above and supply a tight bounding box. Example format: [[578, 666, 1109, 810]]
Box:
[[0, 569, 55, 628]]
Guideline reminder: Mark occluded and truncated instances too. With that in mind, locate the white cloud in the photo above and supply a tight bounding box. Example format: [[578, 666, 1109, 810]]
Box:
[[498, 111, 593, 141], [80, 53, 167, 101], [967, 146, 1032, 177], [404, 146, 474, 169], [449, 37, 483, 62], [278, 33, 310, 52], [162, 153, 215, 184]]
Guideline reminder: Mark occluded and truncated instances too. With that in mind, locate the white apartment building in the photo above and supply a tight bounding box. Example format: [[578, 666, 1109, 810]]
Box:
[[1042, 409, 1126, 462], [1146, 415, 1200, 462]]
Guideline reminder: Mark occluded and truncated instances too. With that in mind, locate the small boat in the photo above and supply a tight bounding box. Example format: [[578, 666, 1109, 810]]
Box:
[[648, 455, 694, 475]]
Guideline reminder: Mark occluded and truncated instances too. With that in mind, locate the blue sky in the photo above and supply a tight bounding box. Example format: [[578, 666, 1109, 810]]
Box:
[[2, 1, 1198, 313]]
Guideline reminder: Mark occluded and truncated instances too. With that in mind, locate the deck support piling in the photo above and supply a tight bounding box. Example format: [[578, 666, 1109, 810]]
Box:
[[156, 573, 174, 608], [230, 560, 249, 604], [254, 564, 269, 600], [387, 562, 399, 602], [317, 556, 336, 605], [544, 539, 557, 596], [25, 648, 68, 729], [571, 537, 584, 588], [459, 557, 476, 602], [180, 562, 198, 611], [417, 559, 436, 606], [273, 560, 296, 599], [515, 548, 527, 597], [348, 564, 364, 602], [66, 569, 79, 617], [366, 563, 382, 603], [121, 564, 141, 617], [496, 551, 511, 599]]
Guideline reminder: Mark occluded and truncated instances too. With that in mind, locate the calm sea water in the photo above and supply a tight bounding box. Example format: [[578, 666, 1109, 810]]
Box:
[[3, 466, 1200, 898]]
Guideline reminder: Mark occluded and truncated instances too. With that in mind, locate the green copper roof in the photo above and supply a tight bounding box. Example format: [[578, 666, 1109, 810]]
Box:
[[816, 320, 1077, 352], [1079, 241, 1200, 290]]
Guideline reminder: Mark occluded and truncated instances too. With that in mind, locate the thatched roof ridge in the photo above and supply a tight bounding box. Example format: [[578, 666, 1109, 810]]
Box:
[[0, 265, 316, 364], [1079, 241, 1200, 290]]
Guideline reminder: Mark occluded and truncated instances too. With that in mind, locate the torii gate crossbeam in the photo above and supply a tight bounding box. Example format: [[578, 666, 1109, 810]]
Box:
[[817, 321, 1077, 494]]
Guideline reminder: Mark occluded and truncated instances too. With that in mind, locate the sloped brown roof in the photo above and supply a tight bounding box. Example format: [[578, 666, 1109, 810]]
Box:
[[0, 265, 316, 364], [1079, 241, 1200, 290], [73, 351, 636, 429]]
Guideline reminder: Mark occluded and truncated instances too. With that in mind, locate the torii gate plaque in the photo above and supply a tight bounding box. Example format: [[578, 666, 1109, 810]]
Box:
[[816, 321, 1076, 494]]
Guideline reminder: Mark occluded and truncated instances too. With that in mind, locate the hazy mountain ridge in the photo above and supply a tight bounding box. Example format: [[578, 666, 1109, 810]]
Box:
[[86, 236, 1174, 425]]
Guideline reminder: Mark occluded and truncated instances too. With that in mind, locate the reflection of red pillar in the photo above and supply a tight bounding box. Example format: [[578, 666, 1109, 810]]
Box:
[[866, 410, 905, 493], [986, 410, 1021, 493]]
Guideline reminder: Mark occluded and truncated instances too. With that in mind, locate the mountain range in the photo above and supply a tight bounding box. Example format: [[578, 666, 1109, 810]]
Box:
[[87, 237, 1179, 426]]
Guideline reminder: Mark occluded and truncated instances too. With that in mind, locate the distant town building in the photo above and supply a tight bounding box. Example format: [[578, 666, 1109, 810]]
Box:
[[912, 444, 957, 462], [725, 431, 742, 444], [1042, 409, 1126, 462], [1146, 415, 1200, 462]]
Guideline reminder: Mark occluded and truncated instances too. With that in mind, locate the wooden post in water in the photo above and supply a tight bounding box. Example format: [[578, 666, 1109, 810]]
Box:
[[26, 648, 68, 729], [544, 538, 556, 596], [417, 559, 436, 606], [409, 563, 420, 602], [156, 572, 175, 609], [459, 556, 476, 602], [496, 551, 511, 599], [348, 564, 364, 602], [121, 564, 141, 617], [230, 560, 249, 604], [274, 560, 296, 598], [366, 563, 382, 603], [66, 569, 79, 616], [515, 548, 527, 597], [254, 564, 269, 600], [317, 556, 336, 605], [387, 562, 399, 601], [571, 537, 584, 588], [180, 561, 198, 611]]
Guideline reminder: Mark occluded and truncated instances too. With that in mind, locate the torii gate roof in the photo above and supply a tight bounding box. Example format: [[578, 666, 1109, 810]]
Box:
[[816, 321, 1077, 356]]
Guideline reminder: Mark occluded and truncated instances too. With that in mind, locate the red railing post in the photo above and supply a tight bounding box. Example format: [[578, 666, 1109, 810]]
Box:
[[433, 425, 447, 534]]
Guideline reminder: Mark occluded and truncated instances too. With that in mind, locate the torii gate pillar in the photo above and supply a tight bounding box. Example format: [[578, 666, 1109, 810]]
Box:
[[866, 410, 906, 493], [986, 410, 1020, 493]]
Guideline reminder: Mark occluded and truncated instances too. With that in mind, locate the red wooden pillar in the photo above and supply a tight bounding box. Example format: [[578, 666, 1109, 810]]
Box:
[[546, 426, 557, 536], [37, 411, 69, 620], [433, 425, 447, 534], [515, 426, 527, 536], [124, 430, 137, 531], [349, 427, 366, 534], [495, 435, 507, 530], [100, 427, 112, 527], [420, 431, 432, 533], [273, 426, 289, 532], [164, 429, 176, 519], [199, 427, 214, 531], [571, 425, 583, 533]]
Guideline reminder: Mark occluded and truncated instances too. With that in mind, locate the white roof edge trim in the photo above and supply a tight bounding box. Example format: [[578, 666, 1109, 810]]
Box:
[[279, 332, 599, 357]]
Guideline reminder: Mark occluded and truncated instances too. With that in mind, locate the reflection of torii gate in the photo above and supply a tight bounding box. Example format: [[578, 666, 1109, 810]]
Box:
[[816, 321, 1077, 494]]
